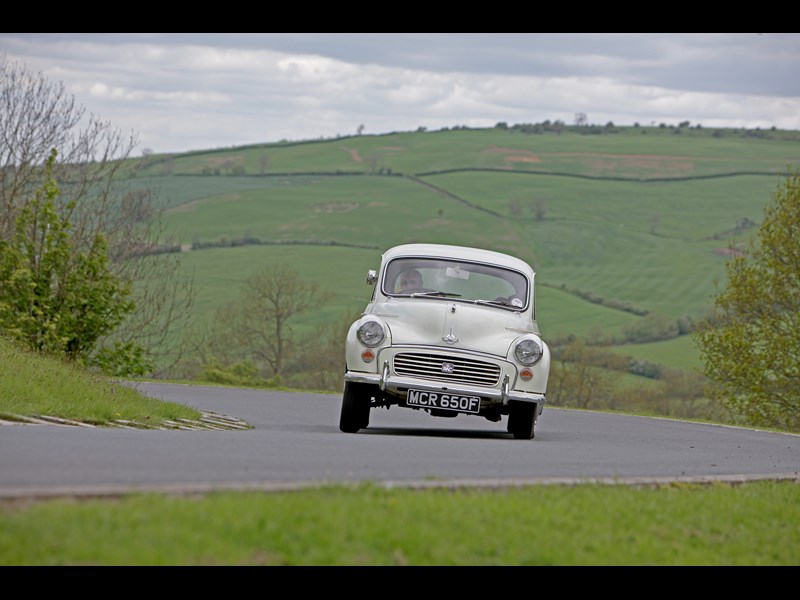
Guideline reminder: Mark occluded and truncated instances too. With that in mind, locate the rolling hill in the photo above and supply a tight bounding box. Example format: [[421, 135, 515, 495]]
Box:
[[123, 124, 800, 380]]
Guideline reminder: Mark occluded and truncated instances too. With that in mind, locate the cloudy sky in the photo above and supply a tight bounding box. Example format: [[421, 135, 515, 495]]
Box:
[[2, 33, 799, 154]]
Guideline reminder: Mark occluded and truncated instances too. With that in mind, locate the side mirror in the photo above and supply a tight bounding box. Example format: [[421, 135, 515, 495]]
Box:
[[366, 270, 378, 285]]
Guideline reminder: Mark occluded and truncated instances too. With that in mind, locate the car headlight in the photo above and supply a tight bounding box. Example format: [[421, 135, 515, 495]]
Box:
[[514, 338, 543, 365], [356, 320, 386, 347]]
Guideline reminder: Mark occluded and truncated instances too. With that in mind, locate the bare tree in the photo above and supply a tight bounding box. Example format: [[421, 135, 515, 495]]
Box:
[[205, 264, 334, 378], [297, 307, 363, 391], [365, 153, 383, 174], [0, 55, 134, 241], [259, 152, 270, 175], [531, 198, 547, 221], [547, 339, 619, 409], [0, 54, 195, 375], [649, 214, 660, 235]]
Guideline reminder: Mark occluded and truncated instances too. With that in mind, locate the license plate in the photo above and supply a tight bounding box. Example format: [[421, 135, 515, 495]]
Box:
[[406, 389, 481, 414]]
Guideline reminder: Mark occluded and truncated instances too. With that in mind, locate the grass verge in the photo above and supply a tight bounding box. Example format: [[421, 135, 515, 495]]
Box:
[[1, 481, 798, 565], [0, 336, 202, 428]]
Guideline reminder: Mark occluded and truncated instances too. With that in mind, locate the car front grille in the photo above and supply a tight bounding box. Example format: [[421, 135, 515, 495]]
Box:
[[393, 352, 501, 387]]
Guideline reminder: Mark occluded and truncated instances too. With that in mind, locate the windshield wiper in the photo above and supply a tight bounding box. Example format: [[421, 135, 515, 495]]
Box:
[[409, 290, 462, 298], [474, 299, 509, 306]]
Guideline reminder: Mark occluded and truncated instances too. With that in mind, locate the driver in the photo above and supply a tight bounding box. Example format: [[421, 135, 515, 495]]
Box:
[[396, 268, 423, 293]]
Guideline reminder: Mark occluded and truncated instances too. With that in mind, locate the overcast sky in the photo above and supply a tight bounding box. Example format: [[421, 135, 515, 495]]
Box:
[[2, 33, 799, 155]]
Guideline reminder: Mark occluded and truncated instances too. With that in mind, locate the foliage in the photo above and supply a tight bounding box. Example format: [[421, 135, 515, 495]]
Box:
[[621, 312, 681, 343], [546, 336, 719, 420], [201, 358, 283, 388], [695, 170, 800, 431], [90, 341, 154, 377], [0, 335, 201, 426], [0, 150, 134, 362], [0, 55, 196, 377], [284, 307, 363, 391], [547, 339, 621, 408]]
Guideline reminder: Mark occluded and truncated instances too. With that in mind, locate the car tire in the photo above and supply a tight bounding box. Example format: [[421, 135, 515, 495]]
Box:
[[507, 401, 536, 440], [339, 381, 372, 433]]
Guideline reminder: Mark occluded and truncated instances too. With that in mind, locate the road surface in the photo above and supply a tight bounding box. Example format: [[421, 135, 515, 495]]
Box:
[[0, 382, 797, 499]]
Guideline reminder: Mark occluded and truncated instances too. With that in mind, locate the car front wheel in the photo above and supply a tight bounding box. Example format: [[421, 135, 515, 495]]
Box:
[[339, 381, 373, 433], [507, 401, 537, 440]]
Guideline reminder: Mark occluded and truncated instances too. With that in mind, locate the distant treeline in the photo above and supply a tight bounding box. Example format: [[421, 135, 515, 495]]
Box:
[[190, 237, 379, 251], [414, 168, 787, 183], [143, 121, 800, 161], [145, 163, 787, 185], [123, 237, 379, 258], [543, 282, 650, 317]]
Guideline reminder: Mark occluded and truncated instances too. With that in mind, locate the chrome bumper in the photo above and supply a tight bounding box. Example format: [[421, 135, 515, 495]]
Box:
[[344, 361, 545, 407]]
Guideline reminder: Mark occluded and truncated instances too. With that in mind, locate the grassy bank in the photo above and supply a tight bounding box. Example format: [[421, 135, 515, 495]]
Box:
[[2, 481, 798, 565], [0, 337, 202, 428]]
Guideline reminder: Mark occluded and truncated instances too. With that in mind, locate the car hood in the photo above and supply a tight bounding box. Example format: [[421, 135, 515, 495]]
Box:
[[367, 299, 537, 357]]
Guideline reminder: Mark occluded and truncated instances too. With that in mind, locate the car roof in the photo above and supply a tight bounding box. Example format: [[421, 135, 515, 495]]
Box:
[[381, 243, 535, 276]]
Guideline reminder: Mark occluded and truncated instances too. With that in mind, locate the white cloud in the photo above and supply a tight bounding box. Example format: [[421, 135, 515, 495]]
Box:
[[2, 33, 798, 153]]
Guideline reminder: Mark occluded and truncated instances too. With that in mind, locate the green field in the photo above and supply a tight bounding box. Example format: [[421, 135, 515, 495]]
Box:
[[122, 125, 799, 378]]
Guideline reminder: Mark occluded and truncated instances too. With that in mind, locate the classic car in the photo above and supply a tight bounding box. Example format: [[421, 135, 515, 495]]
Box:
[[341, 243, 550, 439]]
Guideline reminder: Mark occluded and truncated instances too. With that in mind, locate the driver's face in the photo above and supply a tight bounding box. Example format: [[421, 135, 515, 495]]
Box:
[[399, 271, 422, 290]]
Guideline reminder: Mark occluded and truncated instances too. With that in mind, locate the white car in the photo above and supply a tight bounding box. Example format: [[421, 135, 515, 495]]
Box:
[[341, 243, 550, 439]]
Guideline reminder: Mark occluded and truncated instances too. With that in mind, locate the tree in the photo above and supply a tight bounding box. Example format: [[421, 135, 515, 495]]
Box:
[[0, 54, 195, 375], [547, 339, 619, 409], [0, 149, 134, 361], [531, 198, 547, 221], [204, 264, 334, 378], [259, 152, 270, 175], [297, 307, 363, 391], [695, 170, 800, 431], [0, 55, 135, 243]]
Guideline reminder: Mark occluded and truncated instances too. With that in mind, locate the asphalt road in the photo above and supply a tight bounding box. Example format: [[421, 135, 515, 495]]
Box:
[[0, 382, 798, 499]]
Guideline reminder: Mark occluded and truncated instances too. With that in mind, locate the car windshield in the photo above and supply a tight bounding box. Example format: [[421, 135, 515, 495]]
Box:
[[383, 257, 529, 308]]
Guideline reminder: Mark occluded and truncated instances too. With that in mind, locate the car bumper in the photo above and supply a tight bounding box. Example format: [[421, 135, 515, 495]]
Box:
[[344, 360, 545, 407]]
